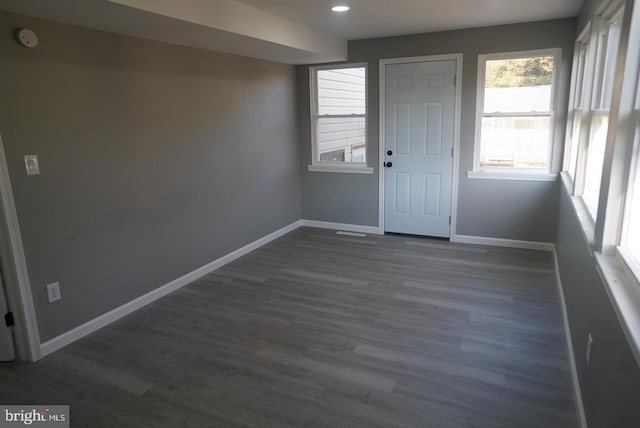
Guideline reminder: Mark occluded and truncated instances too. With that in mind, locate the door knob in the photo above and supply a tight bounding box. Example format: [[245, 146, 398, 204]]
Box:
[[384, 162, 393, 168], [387, 150, 393, 156]]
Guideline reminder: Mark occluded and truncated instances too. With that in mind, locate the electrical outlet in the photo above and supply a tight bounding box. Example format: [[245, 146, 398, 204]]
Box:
[[46, 282, 61, 303], [586, 333, 594, 365], [24, 154, 40, 176]]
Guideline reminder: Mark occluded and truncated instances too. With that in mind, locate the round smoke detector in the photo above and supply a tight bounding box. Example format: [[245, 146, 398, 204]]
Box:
[[16, 28, 38, 48]]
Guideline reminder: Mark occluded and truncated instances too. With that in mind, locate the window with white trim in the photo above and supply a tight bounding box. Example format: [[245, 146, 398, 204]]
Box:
[[581, 6, 625, 219], [620, 72, 640, 280], [565, 30, 591, 180], [310, 64, 368, 171], [474, 49, 559, 175]]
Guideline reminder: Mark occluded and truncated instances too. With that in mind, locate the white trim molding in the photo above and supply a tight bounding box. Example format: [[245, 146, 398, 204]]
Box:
[[379, 53, 463, 238], [40, 220, 303, 357], [595, 251, 640, 367], [40, 218, 385, 356], [451, 234, 555, 252], [309, 62, 370, 172], [553, 249, 588, 428], [472, 48, 563, 177], [307, 164, 374, 174], [0, 134, 41, 362], [560, 172, 596, 256], [467, 171, 558, 182], [300, 219, 383, 235]]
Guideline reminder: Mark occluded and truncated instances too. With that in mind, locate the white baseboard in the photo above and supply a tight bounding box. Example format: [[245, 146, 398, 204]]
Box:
[[553, 249, 588, 428], [40, 220, 304, 357], [300, 219, 383, 235], [451, 234, 555, 252]]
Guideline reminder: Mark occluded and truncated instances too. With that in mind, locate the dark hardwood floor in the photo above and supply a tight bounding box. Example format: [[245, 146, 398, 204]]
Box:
[[0, 227, 578, 427]]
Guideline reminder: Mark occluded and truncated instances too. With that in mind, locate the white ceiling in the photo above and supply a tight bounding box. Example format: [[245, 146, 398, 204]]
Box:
[[0, 0, 347, 64], [238, 0, 586, 40], [0, 0, 585, 64]]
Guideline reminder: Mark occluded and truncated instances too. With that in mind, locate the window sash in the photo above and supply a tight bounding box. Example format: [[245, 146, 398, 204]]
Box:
[[475, 49, 559, 173], [574, 43, 589, 109], [581, 112, 610, 218], [310, 64, 368, 166], [564, 26, 592, 184], [314, 114, 366, 119], [479, 114, 553, 170], [577, 9, 624, 219], [620, 109, 640, 272], [482, 111, 551, 118]]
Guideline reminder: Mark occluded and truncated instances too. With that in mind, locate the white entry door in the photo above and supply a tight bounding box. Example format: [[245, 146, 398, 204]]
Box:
[[384, 60, 456, 237], [0, 269, 15, 361]]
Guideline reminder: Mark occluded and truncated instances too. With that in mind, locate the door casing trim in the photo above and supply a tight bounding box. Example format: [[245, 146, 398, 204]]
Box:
[[378, 53, 463, 238], [0, 132, 41, 361]]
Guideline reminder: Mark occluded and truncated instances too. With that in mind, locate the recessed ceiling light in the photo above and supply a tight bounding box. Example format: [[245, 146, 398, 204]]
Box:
[[332, 5, 350, 12]]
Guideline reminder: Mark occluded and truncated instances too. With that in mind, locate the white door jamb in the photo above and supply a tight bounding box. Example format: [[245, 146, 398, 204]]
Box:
[[0, 132, 42, 361], [378, 53, 463, 238]]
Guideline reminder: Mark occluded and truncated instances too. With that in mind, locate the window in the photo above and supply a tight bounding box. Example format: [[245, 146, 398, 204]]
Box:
[[581, 7, 624, 219], [561, 0, 640, 376], [565, 29, 591, 180], [309, 64, 370, 173], [620, 73, 640, 279], [473, 49, 559, 177]]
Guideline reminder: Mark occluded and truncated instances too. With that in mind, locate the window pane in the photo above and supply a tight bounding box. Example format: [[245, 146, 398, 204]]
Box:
[[351, 145, 366, 163], [624, 108, 640, 267], [319, 148, 345, 162], [602, 21, 622, 108], [317, 68, 366, 115], [627, 163, 640, 263], [574, 44, 588, 109], [480, 116, 550, 168], [484, 56, 554, 113], [592, 31, 610, 109], [317, 117, 366, 163], [593, 15, 623, 110], [583, 115, 609, 217], [568, 111, 582, 178]]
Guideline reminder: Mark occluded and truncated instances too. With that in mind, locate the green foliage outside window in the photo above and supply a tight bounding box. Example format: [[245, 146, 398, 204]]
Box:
[[486, 56, 554, 88]]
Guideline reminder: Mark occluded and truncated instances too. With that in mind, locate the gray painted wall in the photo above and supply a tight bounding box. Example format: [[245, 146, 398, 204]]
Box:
[[557, 186, 640, 427], [556, 1, 640, 426], [0, 11, 301, 342], [577, 0, 600, 36], [299, 19, 575, 242]]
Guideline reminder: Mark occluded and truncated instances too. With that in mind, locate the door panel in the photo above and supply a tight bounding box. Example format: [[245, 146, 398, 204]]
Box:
[[425, 103, 443, 156], [394, 173, 411, 214], [384, 60, 456, 237], [424, 173, 441, 216], [395, 104, 412, 155]]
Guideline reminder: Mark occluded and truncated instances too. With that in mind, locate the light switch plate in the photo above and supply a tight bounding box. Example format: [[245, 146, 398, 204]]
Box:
[[46, 282, 61, 303], [24, 155, 40, 176]]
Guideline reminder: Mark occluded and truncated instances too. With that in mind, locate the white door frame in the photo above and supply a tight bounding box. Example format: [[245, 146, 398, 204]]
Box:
[[378, 53, 463, 237], [0, 132, 41, 361]]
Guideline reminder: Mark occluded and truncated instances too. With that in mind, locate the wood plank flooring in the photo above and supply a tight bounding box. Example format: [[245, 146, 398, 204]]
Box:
[[0, 227, 578, 427]]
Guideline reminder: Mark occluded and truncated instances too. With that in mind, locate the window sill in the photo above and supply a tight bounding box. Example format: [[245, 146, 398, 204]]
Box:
[[595, 252, 640, 367], [560, 171, 596, 256], [467, 170, 558, 182], [307, 164, 374, 174]]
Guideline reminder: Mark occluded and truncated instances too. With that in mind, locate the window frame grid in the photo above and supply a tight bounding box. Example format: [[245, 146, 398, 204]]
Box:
[[575, 4, 626, 223], [309, 63, 369, 170], [617, 85, 640, 284], [565, 0, 640, 375], [563, 24, 592, 186], [473, 48, 561, 176]]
